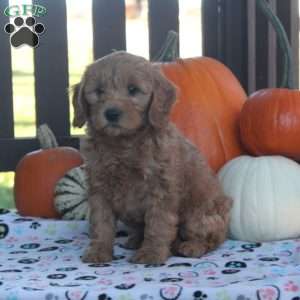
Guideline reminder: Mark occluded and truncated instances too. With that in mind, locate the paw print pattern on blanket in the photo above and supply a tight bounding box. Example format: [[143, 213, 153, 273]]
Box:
[[256, 285, 280, 300], [0, 224, 8, 239], [236, 296, 251, 300], [0, 211, 300, 299], [98, 294, 112, 300], [193, 290, 208, 300], [284, 280, 300, 292]]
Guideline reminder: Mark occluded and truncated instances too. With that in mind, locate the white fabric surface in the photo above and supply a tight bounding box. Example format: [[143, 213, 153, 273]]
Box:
[[0, 210, 300, 300]]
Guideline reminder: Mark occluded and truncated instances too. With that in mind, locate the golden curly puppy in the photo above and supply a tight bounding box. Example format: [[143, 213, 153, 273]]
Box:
[[73, 51, 232, 264]]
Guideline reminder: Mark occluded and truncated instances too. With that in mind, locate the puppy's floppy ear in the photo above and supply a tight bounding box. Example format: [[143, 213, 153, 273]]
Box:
[[148, 70, 177, 129], [71, 79, 88, 128]]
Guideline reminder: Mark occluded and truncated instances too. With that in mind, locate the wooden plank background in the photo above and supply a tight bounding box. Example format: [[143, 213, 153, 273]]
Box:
[[148, 0, 179, 59], [202, 0, 299, 93], [33, 0, 70, 137], [0, 0, 299, 171], [92, 0, 126, 59]]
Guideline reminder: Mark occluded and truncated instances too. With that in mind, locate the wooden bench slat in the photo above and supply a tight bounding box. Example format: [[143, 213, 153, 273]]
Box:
[[148, 0, 179, 60], [247, 1, 256, 94], [92, 0, 126, 59], [276, 0, 299, 88], [223, 0, 248, 91], [33, 0, 70, 137], [203, 0, 248, 91], [0, 137, 80, 172], [202, 0, 221, 60], [0, 0, 14, 138], [254, 0, 274, 90]]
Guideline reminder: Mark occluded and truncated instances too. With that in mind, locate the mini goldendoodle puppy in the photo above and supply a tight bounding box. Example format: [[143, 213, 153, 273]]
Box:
[[72, 51, 232, 264]]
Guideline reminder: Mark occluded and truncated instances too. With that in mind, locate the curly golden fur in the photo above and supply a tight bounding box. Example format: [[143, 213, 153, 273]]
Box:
[[72, 51, 232, 264]]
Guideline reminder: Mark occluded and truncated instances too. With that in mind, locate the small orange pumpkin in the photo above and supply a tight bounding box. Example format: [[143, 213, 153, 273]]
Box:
[[240, 89, 300, 159], [156, 32, 247, 172], [239, 0, 300, 159], [14, 125, 83, 218]]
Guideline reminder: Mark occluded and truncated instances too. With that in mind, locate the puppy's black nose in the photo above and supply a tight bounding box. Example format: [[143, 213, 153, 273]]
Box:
[[105, 108, 122, 123]]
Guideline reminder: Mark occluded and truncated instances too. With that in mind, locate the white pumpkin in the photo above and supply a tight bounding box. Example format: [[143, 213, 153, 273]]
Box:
[[218, 155, 300, 242]]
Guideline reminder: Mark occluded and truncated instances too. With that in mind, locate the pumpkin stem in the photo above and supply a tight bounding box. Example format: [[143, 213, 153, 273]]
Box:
[[153, 30, 179, 62], [37, 124, 59, 149], [256, 0, 294, 89]]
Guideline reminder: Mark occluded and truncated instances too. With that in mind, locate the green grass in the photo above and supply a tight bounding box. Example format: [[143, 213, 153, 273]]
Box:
[[0, 173, 14, 209], [13, 74, 36, 137]]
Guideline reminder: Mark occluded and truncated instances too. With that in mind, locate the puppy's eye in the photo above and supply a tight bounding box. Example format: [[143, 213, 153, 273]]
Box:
[[128, 84, 140, 96], [95, 87, 104, 96]]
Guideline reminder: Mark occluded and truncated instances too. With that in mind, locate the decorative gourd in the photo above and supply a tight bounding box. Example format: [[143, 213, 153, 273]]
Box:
[[14, 124, 83, 218], [54, 165, 89, 220], [240, 0, 300, 160], [218, 155, 300, 242], [155, 31, 247, 172]]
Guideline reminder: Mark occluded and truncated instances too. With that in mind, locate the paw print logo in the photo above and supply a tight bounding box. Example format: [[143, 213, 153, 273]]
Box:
[[4, 16, 45, 48], [193, 290, 207, 300]]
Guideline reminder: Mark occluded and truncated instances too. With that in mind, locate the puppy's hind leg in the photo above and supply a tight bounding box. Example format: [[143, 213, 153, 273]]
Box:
[[175, 195, 231, 258]]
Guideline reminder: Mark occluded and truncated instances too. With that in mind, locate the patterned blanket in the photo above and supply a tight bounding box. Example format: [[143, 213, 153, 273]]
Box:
[[0, 209, 300, 300]]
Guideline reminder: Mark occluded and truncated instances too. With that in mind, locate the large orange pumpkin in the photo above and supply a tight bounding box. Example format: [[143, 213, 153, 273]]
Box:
[[239, 0, 300, 159], [14, 125, 83, 218], [160, 57, 247, 171]]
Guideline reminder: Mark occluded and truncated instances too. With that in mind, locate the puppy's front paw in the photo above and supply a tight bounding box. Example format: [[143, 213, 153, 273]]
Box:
[[130, 247, 170, 264], [81, 246, 112, 263], [176, 241, 207, 258]]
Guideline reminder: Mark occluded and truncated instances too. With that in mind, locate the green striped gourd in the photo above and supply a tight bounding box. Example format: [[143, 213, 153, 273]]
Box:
[[54, 165, 89, 220]]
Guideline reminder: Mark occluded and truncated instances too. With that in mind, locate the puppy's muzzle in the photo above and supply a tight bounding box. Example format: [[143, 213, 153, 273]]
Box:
[[105, 107, 123, 123]]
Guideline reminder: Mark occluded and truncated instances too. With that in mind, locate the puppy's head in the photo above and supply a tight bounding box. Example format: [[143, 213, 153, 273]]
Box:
[[72, 51, 176, 137]]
